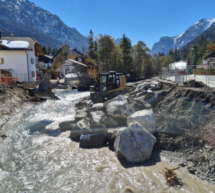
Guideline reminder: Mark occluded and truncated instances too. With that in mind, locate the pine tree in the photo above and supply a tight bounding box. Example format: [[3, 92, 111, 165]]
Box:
[[87, 29, 95, 59], [98, 35, 115, 71], [120, 34, 133, 74], [47, 47, 52, 55], [168, 49, 174, 56], [212, 33, 215, 44], [42, 46, 47, 55]]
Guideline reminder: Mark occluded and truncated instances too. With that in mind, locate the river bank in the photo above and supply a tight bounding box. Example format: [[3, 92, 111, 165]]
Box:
[[0, 79, 215, 192]]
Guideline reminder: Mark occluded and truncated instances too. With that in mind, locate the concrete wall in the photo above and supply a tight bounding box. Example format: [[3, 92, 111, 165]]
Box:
[[0, 49, 36, 82]]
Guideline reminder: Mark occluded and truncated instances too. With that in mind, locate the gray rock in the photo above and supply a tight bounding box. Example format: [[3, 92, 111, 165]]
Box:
[[75, 108, 89, 121], [132, 97, 151, 111], [107, 127, 125, 143], [144, 91, 155, 101], [136, 91, 147, 98], [105, 95, 135, 119], [79, 134, 107, 148], [92, 103, 105, 112], [136, 82, 151, 91], [114, 122, 156, 163], [102, 116, 118, 127], [90, 111, 106, 128], [59, 120, 78, 131], [127, 109, 156, 134]]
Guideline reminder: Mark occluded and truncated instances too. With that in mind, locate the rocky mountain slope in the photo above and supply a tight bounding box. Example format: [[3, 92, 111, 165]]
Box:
[[152, 18, 215, 55], [0, 0, 88, 50]]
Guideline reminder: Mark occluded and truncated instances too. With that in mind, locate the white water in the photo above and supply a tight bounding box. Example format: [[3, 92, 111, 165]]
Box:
[[0, 90, 214, 193]]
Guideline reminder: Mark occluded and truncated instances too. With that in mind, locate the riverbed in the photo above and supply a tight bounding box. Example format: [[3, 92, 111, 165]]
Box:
[[0, 90, 214, 193]]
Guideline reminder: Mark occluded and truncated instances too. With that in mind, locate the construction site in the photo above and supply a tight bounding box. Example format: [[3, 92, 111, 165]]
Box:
[[1, 38, 215, 192]]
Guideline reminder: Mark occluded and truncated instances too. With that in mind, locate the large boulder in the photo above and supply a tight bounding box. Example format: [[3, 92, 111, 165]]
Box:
[[104, 95, 135, 119], [90, 111, 106, 128], [114, 122, 156, 163], [92, 103, 105, 112], [59, 120, 78, 131], [132, 97, 151, 111], [79, 134, 107, 148], [102, 116, 118, 127], [75, 108, 88, 121], [127, 109, 156, 134]]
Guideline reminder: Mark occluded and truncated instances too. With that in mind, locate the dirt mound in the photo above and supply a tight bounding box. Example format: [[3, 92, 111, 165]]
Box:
[[0, 83, 42, 128], [183, 79, 209, 88], [154, 86, 215, 136]]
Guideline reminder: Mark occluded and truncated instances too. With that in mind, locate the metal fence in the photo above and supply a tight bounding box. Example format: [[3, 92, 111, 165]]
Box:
[[161, 64, 215, 88]]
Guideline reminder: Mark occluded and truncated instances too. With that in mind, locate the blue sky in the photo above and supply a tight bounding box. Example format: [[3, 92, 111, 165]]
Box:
[[31, 0, 215, 49]]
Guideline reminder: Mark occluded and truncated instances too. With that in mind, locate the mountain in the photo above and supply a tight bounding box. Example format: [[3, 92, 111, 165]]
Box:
[[0, 0, 88, 50], [151, 18, 215, 55], [179, 24, 215, 53], [95, 33, 122, 45]]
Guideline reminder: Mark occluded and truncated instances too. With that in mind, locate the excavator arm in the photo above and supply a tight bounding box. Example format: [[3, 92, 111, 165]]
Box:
[[34, 44, 99, 99]]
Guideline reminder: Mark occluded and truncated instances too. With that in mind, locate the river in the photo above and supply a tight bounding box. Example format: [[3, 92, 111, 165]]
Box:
[[0, 90, 214, 193]]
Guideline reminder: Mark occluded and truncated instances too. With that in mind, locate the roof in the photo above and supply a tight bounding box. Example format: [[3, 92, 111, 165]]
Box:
[[0, 36, 44, 56], [208, 43, 215, 51], [204, 51, 215, 59]]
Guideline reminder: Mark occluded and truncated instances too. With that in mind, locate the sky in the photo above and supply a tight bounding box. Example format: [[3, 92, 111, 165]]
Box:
[[30, 0, 215, 49]]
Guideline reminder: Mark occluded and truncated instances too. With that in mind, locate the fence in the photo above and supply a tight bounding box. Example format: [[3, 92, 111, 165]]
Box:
[[161, 65, 215, 87]]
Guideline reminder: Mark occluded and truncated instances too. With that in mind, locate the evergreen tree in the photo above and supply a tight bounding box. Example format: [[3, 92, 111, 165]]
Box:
[[42, 46, 47, 54], [120, 34, 133, 74], [134, 41, 152, 78], [87, 29, 95, 59], [174, 48, 180, 61], [98, 35, 115, 71], [47, 46, 52, 55], [212, 33, 215, 44], [168, 49, 174, 56]]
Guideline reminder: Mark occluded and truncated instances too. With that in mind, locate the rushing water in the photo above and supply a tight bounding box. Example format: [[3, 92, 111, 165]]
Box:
[[0, 90, 214, 193]]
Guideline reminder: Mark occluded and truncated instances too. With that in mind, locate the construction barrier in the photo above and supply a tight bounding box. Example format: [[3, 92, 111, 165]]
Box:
[[0, 77, 19, 84]]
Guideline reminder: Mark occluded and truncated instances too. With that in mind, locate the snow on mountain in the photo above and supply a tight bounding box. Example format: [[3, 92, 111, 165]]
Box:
[[0, 0, 88, 50], [95, 34, 122, 45], [151, 18, 215, 55]]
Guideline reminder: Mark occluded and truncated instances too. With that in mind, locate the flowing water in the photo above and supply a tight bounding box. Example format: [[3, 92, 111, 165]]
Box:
[[0, 90, 214, 193]]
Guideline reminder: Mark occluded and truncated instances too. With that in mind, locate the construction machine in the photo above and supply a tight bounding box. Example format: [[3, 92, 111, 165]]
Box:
[[34, 44, 126, 102]]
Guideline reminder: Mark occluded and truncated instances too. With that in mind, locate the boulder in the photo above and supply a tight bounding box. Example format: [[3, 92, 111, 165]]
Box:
[[92, 103, 105, 112], [102, 116, 118, 127], [132, 97, 151, 111], [79, 134, 107, 148], [136, 82, 151, 91], [144, 91, 155, 101], [90, 111, 106, 127], [136, 91, 147, 98], [114, 122, 156, 163], [105, 95, 135, 119], [75, 108, 88, 121], [127, 109, 156, 134], [59, 120, 78, 131], [107, 127, 125, 143], [70, 118, 91, 141]]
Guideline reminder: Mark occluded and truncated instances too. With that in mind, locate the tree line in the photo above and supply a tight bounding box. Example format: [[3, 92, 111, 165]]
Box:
[[42, 46, 58, 56], [87, 30, 157, 79]]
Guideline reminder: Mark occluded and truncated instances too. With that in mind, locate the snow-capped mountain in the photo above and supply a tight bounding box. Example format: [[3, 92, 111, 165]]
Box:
[[151, 18, 215, 55], [95, 33, 122, 45], [0, 0, 88, 50]]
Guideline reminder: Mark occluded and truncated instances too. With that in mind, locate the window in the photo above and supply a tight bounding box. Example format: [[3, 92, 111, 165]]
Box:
[[0, 58, 4, 64], [31, 58, 34, 64], [32, 71, 35, 77]]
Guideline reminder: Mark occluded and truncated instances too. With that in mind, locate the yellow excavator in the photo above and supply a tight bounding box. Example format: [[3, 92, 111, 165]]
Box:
[[34, 44, 126, 102]]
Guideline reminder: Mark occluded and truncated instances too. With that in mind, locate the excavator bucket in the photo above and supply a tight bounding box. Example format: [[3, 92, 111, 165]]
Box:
[[34, 80, 57, 99]]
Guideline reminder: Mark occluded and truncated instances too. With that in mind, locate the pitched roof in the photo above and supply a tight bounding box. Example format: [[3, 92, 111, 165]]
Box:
[[0, 36, 40, 50]]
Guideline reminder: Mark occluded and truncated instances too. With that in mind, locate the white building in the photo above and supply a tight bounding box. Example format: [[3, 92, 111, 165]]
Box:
[[0, 36, 43, 82]]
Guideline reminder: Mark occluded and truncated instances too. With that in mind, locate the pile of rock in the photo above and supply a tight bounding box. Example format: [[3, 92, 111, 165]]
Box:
[[59, 80, 160, 163]]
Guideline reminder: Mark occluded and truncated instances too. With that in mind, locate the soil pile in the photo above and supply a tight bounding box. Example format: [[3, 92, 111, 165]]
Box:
[[154, 82, 215, 185], [0, 83, 41, 128]]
